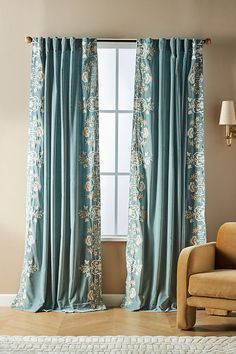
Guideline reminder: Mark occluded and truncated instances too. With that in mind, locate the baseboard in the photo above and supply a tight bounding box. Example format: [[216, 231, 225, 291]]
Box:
[[0, 294, 15, 307], [102, 294, 125, 307], [0, 294, 125, 308]]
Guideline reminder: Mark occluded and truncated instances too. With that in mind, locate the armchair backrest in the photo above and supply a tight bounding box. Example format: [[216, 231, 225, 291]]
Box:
[[216, 222, 236, 269]]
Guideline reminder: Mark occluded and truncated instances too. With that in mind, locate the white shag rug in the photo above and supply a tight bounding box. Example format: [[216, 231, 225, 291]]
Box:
[[0, 336, 236, 353]]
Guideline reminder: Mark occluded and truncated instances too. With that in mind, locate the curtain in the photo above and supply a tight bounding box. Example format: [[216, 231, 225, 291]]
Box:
[[12, 37, 105, 312], [123, 38, 206, 311]]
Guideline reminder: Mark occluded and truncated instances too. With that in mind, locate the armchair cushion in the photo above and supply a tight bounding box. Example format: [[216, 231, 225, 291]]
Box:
[[189, 269, 236, 300]]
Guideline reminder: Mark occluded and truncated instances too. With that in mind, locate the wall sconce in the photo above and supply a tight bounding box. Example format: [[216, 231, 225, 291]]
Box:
[[219, 100, 236, 147]]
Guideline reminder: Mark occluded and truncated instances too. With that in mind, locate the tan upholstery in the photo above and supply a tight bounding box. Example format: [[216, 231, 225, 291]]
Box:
[[187, 296, 236, 312], [189, 270, 236, 299], [216, 223, 236, 268], [177, 223, 236, 330]]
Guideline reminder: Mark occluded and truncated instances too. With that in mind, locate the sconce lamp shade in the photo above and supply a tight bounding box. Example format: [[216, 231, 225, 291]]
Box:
[[219, 100, 236, 125]]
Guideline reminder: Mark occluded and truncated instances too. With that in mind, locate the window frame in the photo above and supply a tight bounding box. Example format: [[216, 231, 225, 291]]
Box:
[[97, 41, 136, 242]]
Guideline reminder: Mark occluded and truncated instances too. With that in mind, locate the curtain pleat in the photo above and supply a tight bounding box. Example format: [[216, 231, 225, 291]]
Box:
[[123, 38, 206, 311], [12, 37, 105, 312]]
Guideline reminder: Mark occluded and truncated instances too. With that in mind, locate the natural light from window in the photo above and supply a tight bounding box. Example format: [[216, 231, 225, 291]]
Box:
[[97, 42, 136, 240]]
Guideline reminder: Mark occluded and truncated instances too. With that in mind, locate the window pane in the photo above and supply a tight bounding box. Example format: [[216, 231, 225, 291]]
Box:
[[99, 113, 115, 173], [101, 176, 115, 235], [118, 49, 136, 110], [117, 176, 130, 235], [118, 113, 133, 172], [98, 48, 116, 110]]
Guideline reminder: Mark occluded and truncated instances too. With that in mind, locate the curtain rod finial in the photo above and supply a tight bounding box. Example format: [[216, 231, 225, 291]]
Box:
[[25, 36, 32, 44], [204, 38, 211, 45]]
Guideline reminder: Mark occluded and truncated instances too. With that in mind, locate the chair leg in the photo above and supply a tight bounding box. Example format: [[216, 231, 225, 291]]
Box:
[[205, 308, 229, 316], [177, 303, 196, 330]]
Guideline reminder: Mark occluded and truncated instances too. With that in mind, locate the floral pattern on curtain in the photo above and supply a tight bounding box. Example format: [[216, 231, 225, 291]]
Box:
[[123, 38, 206, 311], [12, 37, 105, 312]]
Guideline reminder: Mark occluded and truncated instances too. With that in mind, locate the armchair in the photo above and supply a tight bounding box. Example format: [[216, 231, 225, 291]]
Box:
[[177, 222, 236, 329]]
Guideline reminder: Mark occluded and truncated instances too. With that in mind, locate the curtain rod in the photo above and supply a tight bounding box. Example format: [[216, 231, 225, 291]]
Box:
[[25, 36, 212, 45]]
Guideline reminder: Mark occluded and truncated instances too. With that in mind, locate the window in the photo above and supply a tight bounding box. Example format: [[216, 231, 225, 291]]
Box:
[[97, 42, 136, 241]]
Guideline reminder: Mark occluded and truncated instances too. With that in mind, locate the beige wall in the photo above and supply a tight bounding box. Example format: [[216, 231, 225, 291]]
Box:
[[0, 0, 236, 294]]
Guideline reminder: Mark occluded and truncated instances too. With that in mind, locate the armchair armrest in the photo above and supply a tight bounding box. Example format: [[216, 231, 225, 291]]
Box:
[[177, 242, 216, 329], [178, 242, 216, 278]]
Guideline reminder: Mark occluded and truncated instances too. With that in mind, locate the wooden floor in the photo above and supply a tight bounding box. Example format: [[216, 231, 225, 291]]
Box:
[[0, 307, 236, 336]]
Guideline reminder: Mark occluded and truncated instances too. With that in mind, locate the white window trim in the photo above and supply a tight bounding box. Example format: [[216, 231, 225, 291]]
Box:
[[101, 236, 128, 242], [98, 42, 136, 242], [97, 42, 137, 50]]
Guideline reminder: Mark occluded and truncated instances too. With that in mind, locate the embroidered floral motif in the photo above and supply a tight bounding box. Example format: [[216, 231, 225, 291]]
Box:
[[84, 172, 100, 203], [27, 151, 44, 168], [134, 97, 154, 113], [13, 259, 38, 307], [25, 260, 38, 277], [136, 40, 155, 60], [30, 207, 43, 223], [29, 96, 44, 114], [12, 38, 44, 309], [79, 206, 100, 222], [82, 40, 97, 59], [188, 97, 204, 115], [78, 39, 104, 309], [123, 39, 154, 308], [26, 228, 35, 253], [78, 41, 101, 294], [188, 171, 205, 201], [187, 151, 204, 169], [186, 39, 206, 245], [29, 116, 43, 147], [79, 152, 99, 167], [190, 224, 206, 245], [80, 259, 102, 277], [81, 96, 99, 113], [185, 205, 205, 223]]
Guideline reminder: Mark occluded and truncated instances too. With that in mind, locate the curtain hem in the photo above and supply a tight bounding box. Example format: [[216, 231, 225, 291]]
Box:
[[11, 302, 106, 313]]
